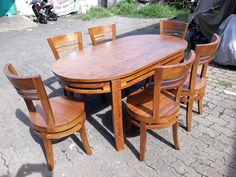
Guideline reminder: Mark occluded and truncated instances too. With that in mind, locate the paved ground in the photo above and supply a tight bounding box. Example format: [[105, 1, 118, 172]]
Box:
[[0, 15, 37, 33], [0, 15, 235, 177]]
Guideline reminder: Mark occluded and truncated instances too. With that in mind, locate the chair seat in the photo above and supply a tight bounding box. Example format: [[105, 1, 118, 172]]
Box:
[[181, 74, 206, 97], [127, 89, 180, 124], [29, 96, 85, 133], [183, 74, 206, 91]]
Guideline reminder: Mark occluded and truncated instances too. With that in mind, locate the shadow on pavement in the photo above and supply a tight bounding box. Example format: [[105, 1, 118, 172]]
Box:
[[41, 22, 178, 156], [70, 134, 91, 154], [117, 23, 159, 38], [0, 163, 52, 177], [1, 163, 53, 177], [14, 108, 71, 167], [43, 76, 63, 98], [210, 61, 236, 71], [15, 108, 41, 144], [228, 138, 236, 177], [148, 130, 176, 149], [15, 163, 52, 177]]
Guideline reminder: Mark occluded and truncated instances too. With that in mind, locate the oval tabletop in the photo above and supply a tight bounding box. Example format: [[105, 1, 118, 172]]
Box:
[[52, 35, 187, 82]]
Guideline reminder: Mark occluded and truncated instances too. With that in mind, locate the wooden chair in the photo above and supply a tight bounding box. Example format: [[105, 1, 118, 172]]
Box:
[[88, 24, 116, 46], [47, 32, 84, 96], [160, 20, 189, 39], [47, 32, 83, 60], [4, 63, 92, 171], [126, 51, 195, 161], [180, 34, 220, 132], [144, 20, 189, 88], [88, 24, 128, 100]]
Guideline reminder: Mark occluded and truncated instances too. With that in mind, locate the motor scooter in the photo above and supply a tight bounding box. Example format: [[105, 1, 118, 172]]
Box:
[[29, 0, 57, 24], [187, 0, 208, 49]]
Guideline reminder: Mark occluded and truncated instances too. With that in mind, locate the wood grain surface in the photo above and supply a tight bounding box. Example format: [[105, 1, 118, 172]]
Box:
[[53, 35, 187, 82]]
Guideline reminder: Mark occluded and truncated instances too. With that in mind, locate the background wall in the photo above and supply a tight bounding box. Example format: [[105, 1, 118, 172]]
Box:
[[15, 0, 33, 16], [12, 0, 121, 16], [14, 0, 99, 16]]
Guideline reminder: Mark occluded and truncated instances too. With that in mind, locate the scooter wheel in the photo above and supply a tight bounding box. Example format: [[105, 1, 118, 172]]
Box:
[[39, 16, 47, 24], [52, 16, 57, 21], [40, 19, 47, 24], [51, 13, 57, 21], [41, 19, 47, 24]]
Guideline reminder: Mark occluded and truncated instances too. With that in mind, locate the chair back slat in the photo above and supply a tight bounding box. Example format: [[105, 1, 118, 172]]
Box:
[[56, 43, 79, 53], [17, 89, 39, 100], [153, 51, 195, 121], [160, 73, 189, 89], [88, 24, 116, 46], [188, 33, 220, 90], [4, 63, 55, 128], [47, 32, 83, 60], [93, 33, 113, 43], [196, 33, 220, 67], [160, 20, 189, 39], [4, 64, 39, 99]]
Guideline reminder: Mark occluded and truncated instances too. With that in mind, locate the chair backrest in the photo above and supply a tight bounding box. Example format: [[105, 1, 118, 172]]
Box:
[[88, 24, 116, 46], [152, 50, 195, 121], [47, 32, 83, 60], [4, 63, 55, 128], [160, 20, 189, 39], [188, 33, 220, 90]]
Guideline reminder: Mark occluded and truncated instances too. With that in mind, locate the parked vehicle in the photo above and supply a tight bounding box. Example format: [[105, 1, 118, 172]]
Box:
[[188, 0, 198, 13], [187, 0, 236, 48], [214, 15, 236, 66], [30, 0, 57, 24]]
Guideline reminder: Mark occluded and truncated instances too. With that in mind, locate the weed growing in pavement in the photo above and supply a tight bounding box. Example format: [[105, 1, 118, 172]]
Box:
[[217, 80, 233, 88]]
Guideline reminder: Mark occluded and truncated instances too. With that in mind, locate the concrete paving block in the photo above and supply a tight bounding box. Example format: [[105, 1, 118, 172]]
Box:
[[0, 15, 235, 177]]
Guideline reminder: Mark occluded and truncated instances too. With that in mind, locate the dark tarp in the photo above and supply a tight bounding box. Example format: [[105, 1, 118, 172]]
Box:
[[214, 15, 236, 66], [188, 0, 236, 40]]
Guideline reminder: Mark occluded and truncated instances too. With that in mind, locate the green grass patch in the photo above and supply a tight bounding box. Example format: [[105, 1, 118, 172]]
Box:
[[78, 7, 116, 21], [137, 4, 186, 18], [217, 80, 232, 88], [77, 2, 188, 21]]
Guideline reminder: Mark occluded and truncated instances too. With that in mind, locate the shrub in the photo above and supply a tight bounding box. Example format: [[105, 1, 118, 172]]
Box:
[[116, 1, 137, 17], [77, 0, 188, 20], [138, 4, 179, 18], [79, 7, 115, 21]]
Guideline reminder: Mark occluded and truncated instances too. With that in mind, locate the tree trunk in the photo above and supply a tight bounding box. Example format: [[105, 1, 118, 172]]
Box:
[[98, 0, 107, 7]]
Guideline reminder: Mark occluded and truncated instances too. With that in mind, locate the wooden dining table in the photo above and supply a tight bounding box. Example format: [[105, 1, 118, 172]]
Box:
[[52, 34, 187, 151]]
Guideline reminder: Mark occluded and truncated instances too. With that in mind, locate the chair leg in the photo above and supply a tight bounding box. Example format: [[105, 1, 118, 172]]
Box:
[[140, 123, 147, 161], [186, 99, 194, 132], [42, 136, 54, 171], [63, 88, 67, 96], [63, 89, 74, 97], [198, 98, 203, 115], [144, 76, 153, 88], [79, 125, 92, 155], [172, 121, 180, 150], [126, 118, 133, 135]]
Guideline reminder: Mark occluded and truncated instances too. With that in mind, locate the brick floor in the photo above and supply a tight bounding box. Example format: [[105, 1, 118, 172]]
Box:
[[0, 16, 235, 177]]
